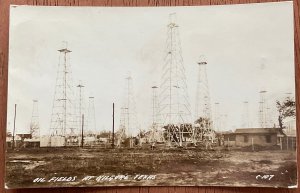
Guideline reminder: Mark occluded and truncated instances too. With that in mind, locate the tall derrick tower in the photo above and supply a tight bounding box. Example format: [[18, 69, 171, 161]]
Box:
[[258, 57, 270, 128], [149, 85, 163, 143], [30, 99, 40, 139], [259, 90, 268, 128], [159, 13, 192, 147], [87, 96, 96, 136], [49, 44, 77, 138], [117, 107, 128, 147], [193, 56, 214, 143], [124, 76, 138, 137], [195, 56, 212, 122], [117, 75, 138, 147], [242, 101, 250, 128]]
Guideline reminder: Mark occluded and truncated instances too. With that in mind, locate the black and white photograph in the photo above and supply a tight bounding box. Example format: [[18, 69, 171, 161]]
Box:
[[5, 1, 297, 188]]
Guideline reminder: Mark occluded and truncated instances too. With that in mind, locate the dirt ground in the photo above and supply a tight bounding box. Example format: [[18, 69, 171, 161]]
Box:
[[5, 147, 297, 188]]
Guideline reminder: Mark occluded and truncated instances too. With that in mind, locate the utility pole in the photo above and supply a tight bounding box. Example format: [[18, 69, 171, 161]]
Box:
[[77, 83, 85, 134], [12, 104, 17, 150], [81, 114, 84, 148], [150, 86, 159, 143], [112, 103, 115, 148]]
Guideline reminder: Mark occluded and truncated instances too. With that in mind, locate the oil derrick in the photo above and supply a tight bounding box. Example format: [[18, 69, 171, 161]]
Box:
[[117, 76, 138, 147], [117, 107, 128, 147], [124, 76, 138, 137], [30, 100, 40, 139], [87, 97, 96, 136], [149, 86, 163, 143], [195, 56, 212, 121], [266, 104, 274, 128], [152, 86, 160, 125], [50, 44, 77, 138], [258, 57, 270, 128], [242, 101, 250, 128], [159, 13, 192, 147], [221, 114, 228, 130], [259, 90, 268, 128], [194, 56, 213, 143]]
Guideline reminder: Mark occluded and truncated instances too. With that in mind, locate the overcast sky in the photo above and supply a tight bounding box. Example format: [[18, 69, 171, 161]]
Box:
[[7, 1, 295, 135]]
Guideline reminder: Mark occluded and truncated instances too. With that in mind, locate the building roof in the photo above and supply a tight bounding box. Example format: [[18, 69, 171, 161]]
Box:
[[218, 131, 234, 136], [235, 128, 281, 134], [284, 129, 296, 137]]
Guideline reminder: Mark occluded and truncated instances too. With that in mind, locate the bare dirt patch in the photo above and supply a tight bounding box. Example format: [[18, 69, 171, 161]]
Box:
[[5, 147, 297, 188]]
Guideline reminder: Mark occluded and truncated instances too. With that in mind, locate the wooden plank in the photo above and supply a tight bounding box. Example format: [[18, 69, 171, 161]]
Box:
[[0, 0, 9, 192], [0, 0, 299, 193], [149, 186, 168, 193]]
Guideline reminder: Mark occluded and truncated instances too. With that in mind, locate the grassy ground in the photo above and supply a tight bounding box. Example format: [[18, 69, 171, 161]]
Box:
[[5, 146, 297, 188]]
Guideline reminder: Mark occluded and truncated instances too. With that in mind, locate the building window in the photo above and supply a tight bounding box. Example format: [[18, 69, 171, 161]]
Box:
[[244, 135, 248, 143], [266, 135, 271, 143]]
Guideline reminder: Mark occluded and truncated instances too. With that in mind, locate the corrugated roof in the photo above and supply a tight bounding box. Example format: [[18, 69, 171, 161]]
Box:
[[235, 128, 280, 134]]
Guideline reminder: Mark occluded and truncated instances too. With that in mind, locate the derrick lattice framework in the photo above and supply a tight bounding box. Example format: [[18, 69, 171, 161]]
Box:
[[149, 86, 164, 143], [117, 76, 138, 146], [50, 46, 77, 137], [87, 96, 96, 136], [195, 56, 212, 121], [194, 56, 213, 142], [30, 99, 40, 139], [159, 13, 192, 147], [259, 90, 268, 128], [258, 57, 272, 128], [117, 107, 128, 147], [242, 101, 250, 128]]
